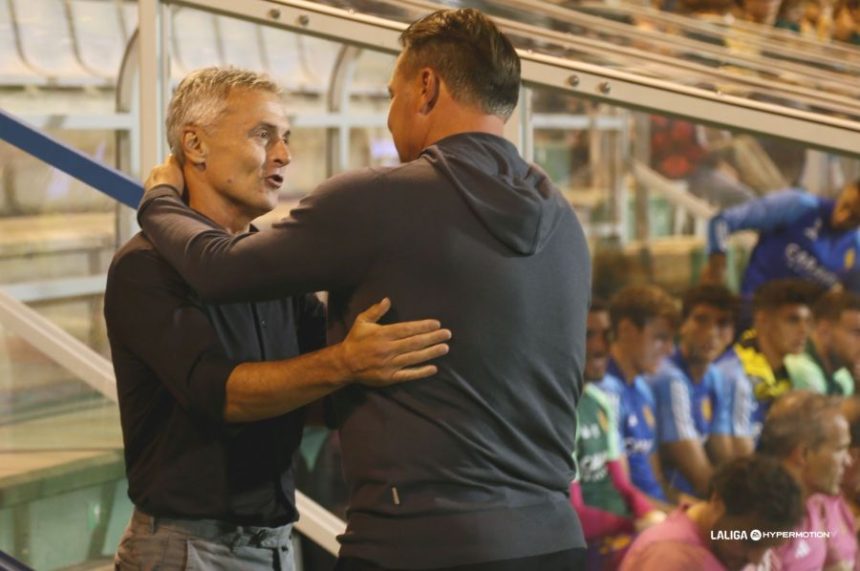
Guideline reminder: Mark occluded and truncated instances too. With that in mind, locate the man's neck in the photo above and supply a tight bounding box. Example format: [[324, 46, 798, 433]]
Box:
[[781, 460, 810, 499], [423, 110, 506, 150], [679, 346, 708, 383], [186, 181, 252, 234], [810, 335, 836, 376], [610, 344, 639, 384], [756, 334, 787, 372]]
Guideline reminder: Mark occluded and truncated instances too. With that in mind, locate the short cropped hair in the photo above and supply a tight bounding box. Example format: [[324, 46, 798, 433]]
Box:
[[166, 67, 281, 164], [590, 297, 609, 313], [711, 456, 803, 532], [681, 284, 739, 322], [609, 284, 679, 334], [399, 9, 520, 120], [752, 278, 822, 314], [812, 290, 860, 322], [759, 391, 842, 458]]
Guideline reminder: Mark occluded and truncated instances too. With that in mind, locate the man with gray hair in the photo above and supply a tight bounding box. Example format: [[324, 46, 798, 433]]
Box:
[[758, 391, 855, 570], [139, 8, 589, 570], [105, 67, 451, 569]]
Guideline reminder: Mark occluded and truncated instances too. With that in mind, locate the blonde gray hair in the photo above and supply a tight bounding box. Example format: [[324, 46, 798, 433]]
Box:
[[165, 67, 281, 164]]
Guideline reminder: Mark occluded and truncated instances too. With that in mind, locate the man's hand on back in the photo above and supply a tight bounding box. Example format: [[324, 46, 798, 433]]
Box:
[[338, 298, 451, 387]]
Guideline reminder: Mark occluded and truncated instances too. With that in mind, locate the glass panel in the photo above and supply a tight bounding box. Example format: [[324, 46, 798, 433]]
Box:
[[528, 84, 860, 297], [0, 323, 127, 570]]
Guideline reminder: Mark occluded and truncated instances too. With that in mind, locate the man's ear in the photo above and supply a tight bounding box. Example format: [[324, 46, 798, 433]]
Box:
[[617, 318, 639, 343], [814, 320, 832, 346], [790, 443, 809, 468], [418, 68, 440, 115], [182, 126, 207, 169]]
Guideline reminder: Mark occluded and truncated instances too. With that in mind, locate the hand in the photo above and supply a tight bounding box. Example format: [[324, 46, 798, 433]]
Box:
[[339, 298, 451, 387], [699, 253, 727, 285], [634, 510, 667, 532], [144, 154, 184, 192]]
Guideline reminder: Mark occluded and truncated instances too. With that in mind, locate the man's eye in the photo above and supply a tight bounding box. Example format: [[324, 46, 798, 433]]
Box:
[[257, 130, 271, 139]]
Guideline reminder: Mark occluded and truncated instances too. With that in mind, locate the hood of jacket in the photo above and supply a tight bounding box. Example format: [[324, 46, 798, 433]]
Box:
[[422, 132, 569, 256]]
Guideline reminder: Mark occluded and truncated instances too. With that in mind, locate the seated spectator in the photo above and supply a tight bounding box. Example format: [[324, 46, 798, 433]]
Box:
[[598, 285, 679, 510], [839, 397, 860, 530], [652, 285, 737, 499], [834, 0, 860, 43], [714, 279, 817, 452], [776, 0, 831, 38], [735, 0, 782, 25], [759, 391, 856, 571], [785, 290, 860, 396], [702, 180, 860, 303], [649, 116, 707, 181], [572, 299, 666, 570], [619, 455, 804, 571]]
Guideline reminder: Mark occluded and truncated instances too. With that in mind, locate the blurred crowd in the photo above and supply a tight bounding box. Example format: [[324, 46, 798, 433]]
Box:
[[659, 0, 860, 44], [572, 178, 860, 570]]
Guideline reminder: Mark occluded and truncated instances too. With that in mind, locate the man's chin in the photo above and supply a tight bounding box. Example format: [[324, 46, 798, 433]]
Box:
[[584, 371, 607, 383]]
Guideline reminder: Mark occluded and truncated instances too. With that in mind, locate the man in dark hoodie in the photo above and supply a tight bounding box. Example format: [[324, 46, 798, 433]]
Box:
[[138, 8, 589, 571]]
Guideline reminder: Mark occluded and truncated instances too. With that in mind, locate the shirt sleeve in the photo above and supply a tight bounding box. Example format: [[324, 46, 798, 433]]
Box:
[[596, 379, 625, 447], [104, 246, 238, 423], [604, 395, 623, 461], [706, 189, 817, 255], [137, 174, 383, 303], [656, 375, 697, 443], [727, 364, 755, 438], [784, 353, 827, 394], [569, 480, 634, 541], [708, 367, 732, 434]]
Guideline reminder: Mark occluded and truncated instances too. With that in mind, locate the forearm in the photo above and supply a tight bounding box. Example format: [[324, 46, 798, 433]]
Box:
[[670, 453, 713, 498], [607, 459, 653, 518], [224, 344, 350, 422], [224, 298, 451, 422], [139, 188, 302, 301], [706, 434, 734, 465], [569, 481, 634, 540], [732, 436, 755, 458], [139, 184, 371, 303]]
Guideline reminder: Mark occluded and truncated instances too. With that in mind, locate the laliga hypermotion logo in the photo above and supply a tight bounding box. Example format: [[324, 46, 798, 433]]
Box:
[[711, 529, 831, 541]]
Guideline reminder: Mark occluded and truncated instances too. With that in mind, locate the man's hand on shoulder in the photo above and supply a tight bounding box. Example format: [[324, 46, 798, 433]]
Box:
[[144, 154, 185, 193], [337, 298, 451, 387]]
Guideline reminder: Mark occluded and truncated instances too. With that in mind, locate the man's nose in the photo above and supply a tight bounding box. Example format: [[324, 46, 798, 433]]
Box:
[[272, 139, 291, 166]]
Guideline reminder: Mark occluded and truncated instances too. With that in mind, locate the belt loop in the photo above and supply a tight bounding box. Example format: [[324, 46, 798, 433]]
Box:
[[150, 514, 158, 535]]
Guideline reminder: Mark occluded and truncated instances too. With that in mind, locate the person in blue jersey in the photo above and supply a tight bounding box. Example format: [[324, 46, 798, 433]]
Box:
[[785, 290, 860, 396], [703, 180, 860, 300], [572, 299, 666, 570], [714, 279, 819, 456], [651, 285, 737, 500], [599, 285, 679, 511]]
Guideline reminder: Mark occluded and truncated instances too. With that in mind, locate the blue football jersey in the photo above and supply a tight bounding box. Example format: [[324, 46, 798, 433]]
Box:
[[707, 189, 860, 297], [596, 359, 666, 501], [651, 350, 731, 496]]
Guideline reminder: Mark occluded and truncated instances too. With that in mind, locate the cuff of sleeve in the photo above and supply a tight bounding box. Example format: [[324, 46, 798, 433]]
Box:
[[188, 352, 238, 423], [138, 184, 182, 215]]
